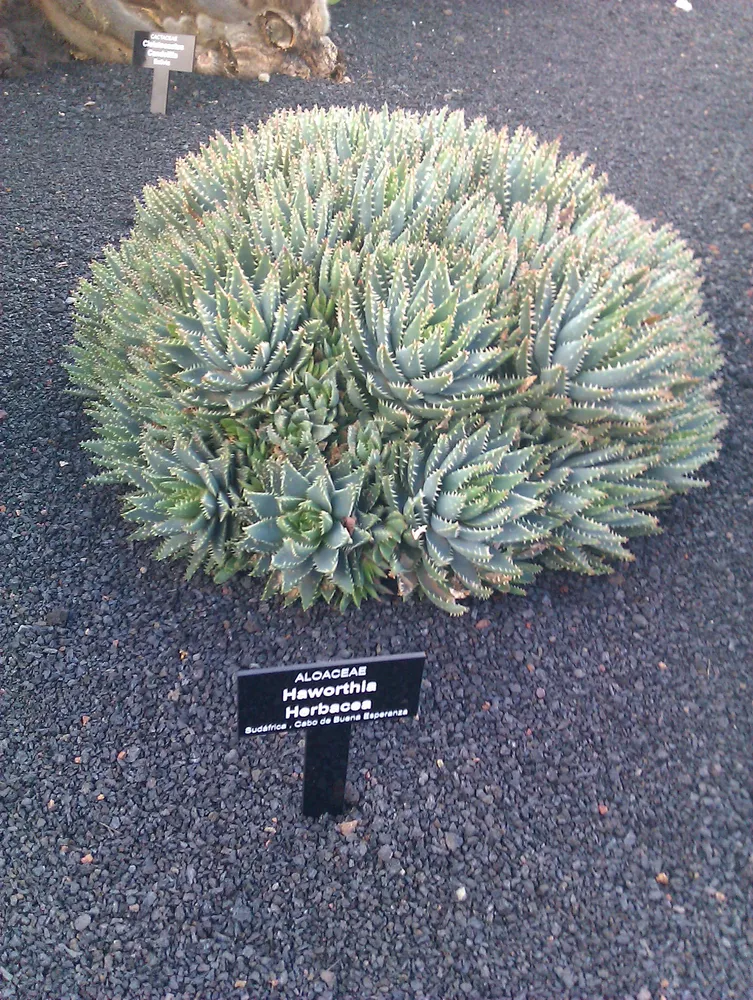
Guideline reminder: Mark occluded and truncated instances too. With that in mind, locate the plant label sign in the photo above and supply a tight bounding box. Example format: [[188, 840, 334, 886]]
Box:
[[238, 652, 425, 734], [131, 31, 196, 115], [238, 652, 425, 817]]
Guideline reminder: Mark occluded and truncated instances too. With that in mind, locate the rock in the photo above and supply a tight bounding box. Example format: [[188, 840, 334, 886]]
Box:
[[555, 966, 575, 988], [637, 989, 652, 1000], [455, 886, 467, 902], [320, 970, 335, 987], [232, 904, 252, 924], [2, 2, 340, 81], [45, 607, 69, 626], [445, 831, 462, 852], [73, 913, 91, 931], [377, 845, 393, 863], [0, 28, 19, 75]]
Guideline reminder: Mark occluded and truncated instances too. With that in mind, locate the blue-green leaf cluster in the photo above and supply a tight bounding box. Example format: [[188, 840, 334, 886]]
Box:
[[67, 106, 725, 614]]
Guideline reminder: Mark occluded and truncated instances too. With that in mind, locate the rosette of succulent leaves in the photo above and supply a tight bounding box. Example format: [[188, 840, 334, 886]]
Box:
[[67, 106, 724, 614]]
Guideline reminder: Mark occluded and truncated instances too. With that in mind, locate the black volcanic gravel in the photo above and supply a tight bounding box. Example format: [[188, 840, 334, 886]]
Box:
[[1, 1, 753, 998]]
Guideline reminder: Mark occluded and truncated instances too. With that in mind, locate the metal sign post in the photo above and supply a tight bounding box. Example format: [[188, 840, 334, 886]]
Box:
[[149, 64, 170, 115], [303, 722, 352, 817]]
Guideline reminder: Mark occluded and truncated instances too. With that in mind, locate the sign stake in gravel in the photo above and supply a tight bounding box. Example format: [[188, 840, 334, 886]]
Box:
[[132, 31, 196, 115], [238, 653, 425, 817]]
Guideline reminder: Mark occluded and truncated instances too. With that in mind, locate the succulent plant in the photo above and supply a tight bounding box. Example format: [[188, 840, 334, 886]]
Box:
[[237, 445, 388, 609], [382, 421, 550, 614], [67, 106, 725, 614]]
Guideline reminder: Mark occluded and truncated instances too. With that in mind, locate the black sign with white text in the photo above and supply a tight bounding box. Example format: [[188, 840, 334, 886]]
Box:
[[238, 652, 425, 818], [132, 31, 196, 72], [238, 653, 425, 736]]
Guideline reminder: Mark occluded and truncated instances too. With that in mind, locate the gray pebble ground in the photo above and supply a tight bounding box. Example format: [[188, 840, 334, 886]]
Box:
[[1, 1, 752, 998]]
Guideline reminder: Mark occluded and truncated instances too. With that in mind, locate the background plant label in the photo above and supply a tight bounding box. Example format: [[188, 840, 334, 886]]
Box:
[[132, 31, 196, 72], [238, 653, 425, 735]]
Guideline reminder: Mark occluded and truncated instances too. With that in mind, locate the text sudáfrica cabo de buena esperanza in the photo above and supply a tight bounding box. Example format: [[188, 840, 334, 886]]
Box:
[[244, 665, 409, 734]]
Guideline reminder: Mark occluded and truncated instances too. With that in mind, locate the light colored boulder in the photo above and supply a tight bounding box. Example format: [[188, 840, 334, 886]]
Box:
[[1, 0, 342, 80]]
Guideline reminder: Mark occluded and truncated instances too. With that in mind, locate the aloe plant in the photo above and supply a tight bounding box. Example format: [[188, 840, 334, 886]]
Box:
[[67, 106, 725, 614]]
